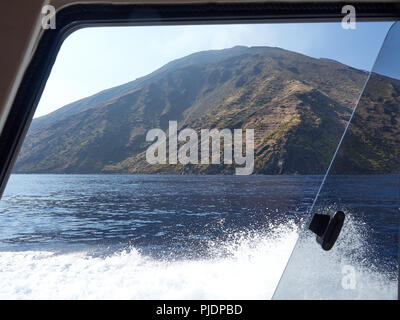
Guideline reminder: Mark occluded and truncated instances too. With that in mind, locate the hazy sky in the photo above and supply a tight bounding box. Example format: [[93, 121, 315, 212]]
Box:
[[35, 22, 393, 118]]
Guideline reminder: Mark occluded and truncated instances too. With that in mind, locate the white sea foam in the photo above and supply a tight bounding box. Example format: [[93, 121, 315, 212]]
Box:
[[0, 219, 397, 300]]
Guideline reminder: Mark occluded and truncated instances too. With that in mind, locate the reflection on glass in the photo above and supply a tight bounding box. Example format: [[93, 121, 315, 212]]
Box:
[[273, 22, 400, 300]]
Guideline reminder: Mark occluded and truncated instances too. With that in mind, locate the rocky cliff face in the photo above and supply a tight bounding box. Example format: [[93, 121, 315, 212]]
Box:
[[16, 45, 382, 175]]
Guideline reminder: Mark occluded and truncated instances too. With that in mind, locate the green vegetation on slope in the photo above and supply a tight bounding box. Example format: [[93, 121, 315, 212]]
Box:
[[16, 46, 398, 175]]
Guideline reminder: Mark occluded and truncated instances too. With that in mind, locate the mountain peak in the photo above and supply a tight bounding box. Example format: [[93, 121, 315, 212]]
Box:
[[16, 46, 374, 175]]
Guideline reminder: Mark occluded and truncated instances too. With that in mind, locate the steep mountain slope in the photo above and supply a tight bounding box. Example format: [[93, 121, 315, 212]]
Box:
[[15, 46, 373, 174], [331, 74, 400, 174]]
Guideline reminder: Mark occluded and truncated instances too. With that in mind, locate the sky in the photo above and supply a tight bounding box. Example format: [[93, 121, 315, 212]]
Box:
[[34, 21, 394, 118], [373, 22, 400, 80]]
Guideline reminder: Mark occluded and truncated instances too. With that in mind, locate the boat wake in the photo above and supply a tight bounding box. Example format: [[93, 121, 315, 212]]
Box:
[[0, 218, 396, 300]]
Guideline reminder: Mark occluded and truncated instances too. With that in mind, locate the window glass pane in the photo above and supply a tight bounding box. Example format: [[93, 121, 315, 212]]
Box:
[[273, 22, 400, 300], [0, 22, 394, 299]]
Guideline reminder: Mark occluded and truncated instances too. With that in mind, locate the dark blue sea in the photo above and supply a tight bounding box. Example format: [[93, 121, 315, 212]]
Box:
[[0, 174, 397, 299]]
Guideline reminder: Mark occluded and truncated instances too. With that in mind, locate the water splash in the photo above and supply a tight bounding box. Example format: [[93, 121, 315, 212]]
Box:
[[0, 218, 396, 300]]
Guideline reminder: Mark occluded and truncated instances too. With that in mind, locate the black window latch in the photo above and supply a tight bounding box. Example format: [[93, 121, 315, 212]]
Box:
[[308, 211, 345, 251]]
